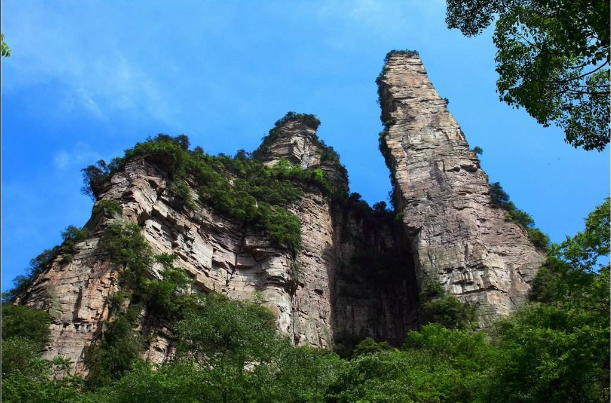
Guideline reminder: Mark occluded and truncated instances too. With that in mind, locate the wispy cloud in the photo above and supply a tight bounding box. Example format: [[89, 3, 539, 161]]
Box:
[[2, 3, 179, 130], [316, 0, 444, 32], [53, 142, 102, 171], [309, 0, 446, 52]]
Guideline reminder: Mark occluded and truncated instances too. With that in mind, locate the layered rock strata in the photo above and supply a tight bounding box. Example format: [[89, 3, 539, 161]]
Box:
[[16, 53, 545, 374], [377, 52, 545, 323], [17, 120, 416, 373], [257, 120, 417, 346]]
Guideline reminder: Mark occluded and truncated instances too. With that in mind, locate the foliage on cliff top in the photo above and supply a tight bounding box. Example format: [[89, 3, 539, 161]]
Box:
[[82, 133, 341, 255], [252, 111, 348, 181], [383, 49, 419, 62]]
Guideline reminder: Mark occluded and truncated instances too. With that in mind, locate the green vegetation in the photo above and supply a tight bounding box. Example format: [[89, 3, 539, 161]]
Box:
[[2, 304, 52, 347], [472, 145, 483, 155], [1, 33, 10, 57], [3, 224, 91, 302], [93, 199, 123, 218], [446, 0, 610, 151], [327, 324, 494, 403], [1, 304, 87, 403], [2, 337, 86, 403], [3, 247, 60, 303], [5, 114, 607, 402], [82, 132, 340, 256], [418, 281, 477, 330], [489, 181, 550, 248], [252, 112, 320, 160], [5, 196, 609, 402], [486, 198, 610, 403], [60, 225, 91, 263], [99, 223, 192, 321], [85, 222, 193, 388], [253, 112, 348, 181], [84, 309, 145, 388]]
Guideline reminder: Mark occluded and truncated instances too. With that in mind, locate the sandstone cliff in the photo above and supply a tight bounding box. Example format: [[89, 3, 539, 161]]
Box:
[[15, 52, 545, 374], [377, 51, 545, 324]]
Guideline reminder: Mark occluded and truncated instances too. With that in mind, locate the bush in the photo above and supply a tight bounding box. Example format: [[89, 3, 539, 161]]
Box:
[[273, 111, 321, 130], [352, 337, 395, 357], [84, 312, 145, 388], [2, 305, 52, 347], [61, 225, 91, 261], [101, 222, 153, 289], [81, 158, 124, 200], [418, 281, 477, 330], [383, 117, 397, 130], [93, 200, 122, 218]]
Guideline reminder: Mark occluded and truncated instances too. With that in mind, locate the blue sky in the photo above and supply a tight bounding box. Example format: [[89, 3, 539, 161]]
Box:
[[2, 0, 609, 291]]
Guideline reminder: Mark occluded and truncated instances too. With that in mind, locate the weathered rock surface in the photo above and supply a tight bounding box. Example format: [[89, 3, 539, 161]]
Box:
[[377, 53, 545, 324], [18, 157, 304, 370], [16, 53, 545, 374], [260, 121, 417, 347]]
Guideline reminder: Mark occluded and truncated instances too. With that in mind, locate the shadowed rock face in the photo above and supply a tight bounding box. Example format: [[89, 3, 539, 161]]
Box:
[[377, 53, 545, 324], [16, 53, 544, 374], [254, 119, 417, 347]]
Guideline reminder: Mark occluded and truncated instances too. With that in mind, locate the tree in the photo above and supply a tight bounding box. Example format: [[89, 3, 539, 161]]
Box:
[[175, 293, 287, 403], [446, 0, 610, 151], [2, 305, 51, 347], [1, 33, 10, 57], [486, 198, 610, 403], [326, 324, 494, 403], [418, 281, 477, 330]]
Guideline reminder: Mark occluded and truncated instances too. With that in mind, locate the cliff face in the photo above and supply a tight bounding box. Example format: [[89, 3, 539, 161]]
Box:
[[377, 52, 545, 323], [16, 53, 544, 373]]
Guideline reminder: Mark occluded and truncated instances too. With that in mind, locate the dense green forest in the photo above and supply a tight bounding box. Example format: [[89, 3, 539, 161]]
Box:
[[3, 166, 608, 402]]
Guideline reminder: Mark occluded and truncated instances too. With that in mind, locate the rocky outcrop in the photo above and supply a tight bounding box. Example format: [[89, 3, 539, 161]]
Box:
[[16, 53, 545, 374], [377, 52, 545, 324], [259, 120, 417, 346], [18, 156, 314, 370]]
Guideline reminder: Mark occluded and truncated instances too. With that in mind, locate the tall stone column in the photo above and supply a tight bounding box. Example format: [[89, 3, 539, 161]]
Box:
[[378, 52, 545, 323]]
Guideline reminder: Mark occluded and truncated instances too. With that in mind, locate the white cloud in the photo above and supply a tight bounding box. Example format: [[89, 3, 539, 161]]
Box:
[[2, 4, 179, 129], [53, 142, 101, 171], [310, 0, 447, 52], [53, 151, 70, 170]]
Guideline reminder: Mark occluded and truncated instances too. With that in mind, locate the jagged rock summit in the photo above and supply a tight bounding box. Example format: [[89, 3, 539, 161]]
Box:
[[15, 51, 545, 374]]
